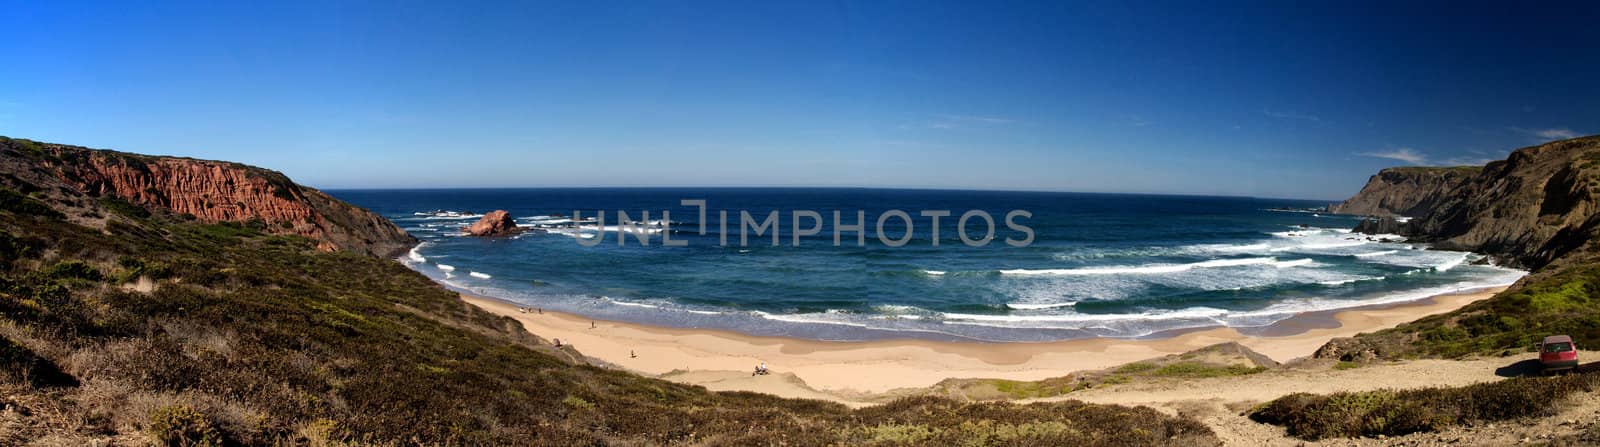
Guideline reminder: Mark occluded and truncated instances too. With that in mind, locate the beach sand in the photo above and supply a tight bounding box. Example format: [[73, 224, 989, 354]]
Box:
[[461, 287, 1503, 402]]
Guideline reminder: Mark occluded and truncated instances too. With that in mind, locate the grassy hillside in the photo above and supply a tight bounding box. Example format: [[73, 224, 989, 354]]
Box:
[[0, 159, 1218, 444], [1317, 258, 1600, 361]]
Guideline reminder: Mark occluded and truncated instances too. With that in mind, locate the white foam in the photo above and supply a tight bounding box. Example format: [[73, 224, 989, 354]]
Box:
[[469, 272, 492, 279], [608, 299, 661, 309], [944, 306, 1228, 323], [1353, 250, 1398, 258], [403, 243, 429, 264], [1212, 243, 1271, 252], [1274, 258, 1314, 268], [749, 311, 872, 328], [944, 268, 1527, 334], [1434, 254, 1468, 272], [1000, 257, 1278, 276], [1005, 302, 1077, 310], [924, 270, 946, 276], [436, 264, 456, 272], [875, 304, 922, 312], [1271, 241, 1365, 252], [1319, 276, 1385, 286]]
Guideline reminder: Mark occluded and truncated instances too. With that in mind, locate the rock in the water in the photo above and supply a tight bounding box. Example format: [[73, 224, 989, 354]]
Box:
[[466, 210, 521, 236], [1353, 216, 1407, 235]]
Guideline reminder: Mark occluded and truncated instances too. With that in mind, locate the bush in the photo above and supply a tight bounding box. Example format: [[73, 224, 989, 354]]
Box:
[[148, 405, 223, 447], [0, 230, 41, 269], [45, 260, 102, 281], [1250, 374, 1599, 440], [0, 188, 62, 218], [103, 196, 151, 219]]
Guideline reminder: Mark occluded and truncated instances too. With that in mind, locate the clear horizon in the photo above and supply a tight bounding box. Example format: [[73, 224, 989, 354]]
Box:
[[3, 1, 1597, 200]]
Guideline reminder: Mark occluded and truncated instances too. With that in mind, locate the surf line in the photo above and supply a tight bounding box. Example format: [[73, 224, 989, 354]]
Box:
[[567, 199, 1035, 248]]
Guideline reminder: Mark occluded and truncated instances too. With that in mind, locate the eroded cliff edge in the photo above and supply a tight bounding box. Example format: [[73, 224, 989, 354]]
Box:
[[0, 137, 414, 258], [1334, 136, 1600, 271], [1330, 166, 1480, 218]]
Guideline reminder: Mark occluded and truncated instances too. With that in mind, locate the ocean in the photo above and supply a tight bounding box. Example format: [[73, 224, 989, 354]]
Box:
[[332, 188, 1525, 342]]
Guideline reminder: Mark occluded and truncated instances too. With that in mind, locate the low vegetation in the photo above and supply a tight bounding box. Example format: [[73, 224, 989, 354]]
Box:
[[924, 343, 1273, 401], [1324, 262, 1600, 360], [1249, 373, 1600, 440], [0, 153, 1220, 444]]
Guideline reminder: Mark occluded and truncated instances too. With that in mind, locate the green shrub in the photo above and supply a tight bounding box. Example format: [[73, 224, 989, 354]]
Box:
[[0, 187, 62, 218], [1150, 362, 1265, 378], [45, 260, 102, 281]]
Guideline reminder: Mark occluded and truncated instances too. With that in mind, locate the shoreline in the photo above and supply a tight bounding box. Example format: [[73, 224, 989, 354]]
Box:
[[459, 285, 1507, 400]]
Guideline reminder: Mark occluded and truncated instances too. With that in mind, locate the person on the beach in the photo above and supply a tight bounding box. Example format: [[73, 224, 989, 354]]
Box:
[[753, 362, 768, 376]]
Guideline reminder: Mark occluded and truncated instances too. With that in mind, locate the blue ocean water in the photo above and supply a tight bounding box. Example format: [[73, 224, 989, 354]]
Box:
[[332, 188, 1525, 342]]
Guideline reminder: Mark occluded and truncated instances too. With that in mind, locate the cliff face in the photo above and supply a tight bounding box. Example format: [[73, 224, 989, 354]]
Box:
[[1329, 167, 1480, 217], [1408, 137, 1600, 269], [1335, 136, 1600, 270], [0, 137, 414, 258]]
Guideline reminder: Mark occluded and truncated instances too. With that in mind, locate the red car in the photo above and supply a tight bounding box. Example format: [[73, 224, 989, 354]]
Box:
[[1539, 335, 1579, 374]]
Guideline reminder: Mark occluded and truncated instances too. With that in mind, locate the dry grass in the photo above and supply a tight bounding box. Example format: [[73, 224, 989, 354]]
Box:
[[0, 144, 1223, 445]]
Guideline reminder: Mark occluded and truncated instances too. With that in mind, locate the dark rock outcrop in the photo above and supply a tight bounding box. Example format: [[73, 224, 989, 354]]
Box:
[[466, 210, 521, 236], [0, 137, 416, 258], [1352, 216, 1407, 235]]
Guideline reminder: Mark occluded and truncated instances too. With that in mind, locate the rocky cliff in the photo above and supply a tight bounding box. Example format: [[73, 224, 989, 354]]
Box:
[[1329, 166, 1480, 217], [0, 137, 414, 258], [1334, 136, 1600, 270]]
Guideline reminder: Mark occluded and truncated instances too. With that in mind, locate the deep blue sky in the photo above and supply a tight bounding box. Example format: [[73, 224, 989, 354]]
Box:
[[2, 1, 1597, 200]]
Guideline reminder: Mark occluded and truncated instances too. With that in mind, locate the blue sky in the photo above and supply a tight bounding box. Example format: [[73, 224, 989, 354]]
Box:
[[2, 1, 1596, 200]]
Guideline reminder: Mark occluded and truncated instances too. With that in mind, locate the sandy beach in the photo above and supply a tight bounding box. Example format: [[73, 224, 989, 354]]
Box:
[[462, 287, 1504, 402]]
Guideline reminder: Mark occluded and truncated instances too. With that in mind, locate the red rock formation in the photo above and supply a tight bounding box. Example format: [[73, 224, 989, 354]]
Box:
[[466, 210, 521, 236], [7, 140, 416, 258]]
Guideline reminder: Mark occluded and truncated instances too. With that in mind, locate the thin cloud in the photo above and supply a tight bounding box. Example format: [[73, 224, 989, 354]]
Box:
[[1126, 114, 1150, 127], [1439, 156, 1495, 167], [1357, 147, 1427, 165], [1510, 127, 1582, 141], [906, 114, 1014, 130], [1262, 108, 1321, 122], [935, 114, 1013, 125]]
